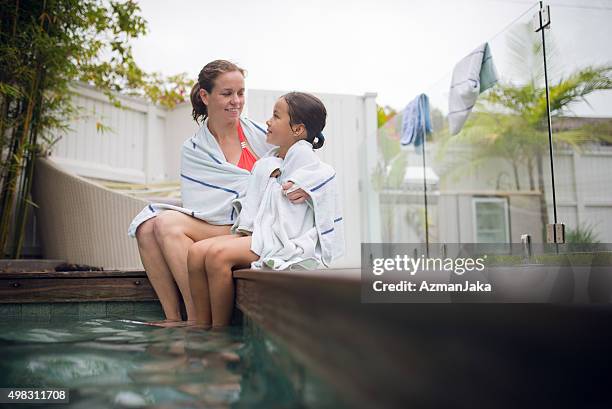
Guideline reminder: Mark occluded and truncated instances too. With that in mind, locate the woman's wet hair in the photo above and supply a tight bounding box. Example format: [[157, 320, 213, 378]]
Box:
[[190, 60, 245, 124], [282, 92, 327, 149]]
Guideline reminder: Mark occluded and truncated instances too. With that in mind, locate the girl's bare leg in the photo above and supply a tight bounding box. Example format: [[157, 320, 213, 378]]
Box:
[[205, 236, 258, 327], [136, 219, 182, 321], [187, 235, 237, 325], [148, 211, 231, 321]]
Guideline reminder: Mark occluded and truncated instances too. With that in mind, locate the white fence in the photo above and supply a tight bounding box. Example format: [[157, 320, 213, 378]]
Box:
[[544, 150, 612, 242], [380, 144, 612, 244], [49, 84, 379, 267], [45, 84, 612, 265], [51, 84, 168, 183]]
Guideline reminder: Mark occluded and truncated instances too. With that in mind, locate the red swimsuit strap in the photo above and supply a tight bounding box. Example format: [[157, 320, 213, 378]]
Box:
[[236, 122, 257, 171], [237, 121, 248, 143]]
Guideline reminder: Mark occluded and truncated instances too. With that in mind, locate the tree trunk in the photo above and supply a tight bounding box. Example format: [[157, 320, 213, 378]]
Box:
[[536, 151, 549, 241], [527, 156, 535, 191], [512, 161, 521, 190]]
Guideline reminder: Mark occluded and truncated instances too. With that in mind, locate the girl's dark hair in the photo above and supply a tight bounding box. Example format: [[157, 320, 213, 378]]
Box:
[[282, 92, 327, 149], [190, 60, 246, 124]]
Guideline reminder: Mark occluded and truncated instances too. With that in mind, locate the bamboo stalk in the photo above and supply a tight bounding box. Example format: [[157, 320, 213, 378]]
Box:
[[0, 69, 39, 255], [0, 96, 9, 170], [2, 0, 48, 257], [11, 130, 35, 258], [12, 70, 44, 258], [0, 3, 17, 158], [0, 111, 22, 231], [0, 2, 21, 256], [0, 122, 22, 256], [0, 107, 20, 190], [12, 0, 19, 38], [12, 144, 36, 258]]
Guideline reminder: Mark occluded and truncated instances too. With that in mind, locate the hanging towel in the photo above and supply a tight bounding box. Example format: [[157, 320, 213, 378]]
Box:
[[127, 117, 272, 237], [401, 93, 432, 150], [448, 42, 498, 136], [232, 140, 344, 270]]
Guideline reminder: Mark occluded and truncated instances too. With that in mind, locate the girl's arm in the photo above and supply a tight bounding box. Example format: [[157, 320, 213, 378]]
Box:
[[282, 181, 310, 204]]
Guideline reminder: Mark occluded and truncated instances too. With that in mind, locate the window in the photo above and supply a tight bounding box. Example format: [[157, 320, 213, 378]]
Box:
[[472, 197, 510, 243]]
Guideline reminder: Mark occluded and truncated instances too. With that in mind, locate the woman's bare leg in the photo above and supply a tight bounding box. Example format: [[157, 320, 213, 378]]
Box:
[[205, 236, 258, 327], [136, 218, 182, 321], [187, 235, 237, 325], [136, 210, 230, 320], [150, 211, 231, 321]]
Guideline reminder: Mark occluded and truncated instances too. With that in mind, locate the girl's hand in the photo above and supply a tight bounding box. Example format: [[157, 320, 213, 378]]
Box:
[[282, 182, 309, 204]]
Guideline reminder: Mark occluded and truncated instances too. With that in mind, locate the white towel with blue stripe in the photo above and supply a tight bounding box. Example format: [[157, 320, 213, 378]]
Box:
[[127, 117, 271, 237], [448, 42, 498, 136], [232, 140, 344, 270]]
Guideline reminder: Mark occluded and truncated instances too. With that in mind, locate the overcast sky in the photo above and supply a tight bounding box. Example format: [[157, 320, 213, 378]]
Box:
[[131, 0, 612, 115]]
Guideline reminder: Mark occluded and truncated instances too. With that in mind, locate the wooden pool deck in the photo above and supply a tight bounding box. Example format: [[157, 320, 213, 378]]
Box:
[[0, 269, 157, 303], [3, 263, 612, 408]]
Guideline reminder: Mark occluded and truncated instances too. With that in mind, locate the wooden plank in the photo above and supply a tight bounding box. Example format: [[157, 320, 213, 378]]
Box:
[[0, 269, 147, 279], [0, 276, 157, 303], [0, 259, 66, 273], [233, 267, 360, 285]]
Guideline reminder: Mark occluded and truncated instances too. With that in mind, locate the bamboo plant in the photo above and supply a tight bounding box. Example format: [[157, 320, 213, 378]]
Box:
[[0, 0, 190, 258]]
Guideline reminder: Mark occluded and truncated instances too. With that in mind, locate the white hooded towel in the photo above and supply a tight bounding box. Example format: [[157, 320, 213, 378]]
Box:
[[232, 140, 344, 270]]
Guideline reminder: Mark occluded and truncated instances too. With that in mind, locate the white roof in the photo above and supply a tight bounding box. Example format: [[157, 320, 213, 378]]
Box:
[[403, 166, 439, 184]]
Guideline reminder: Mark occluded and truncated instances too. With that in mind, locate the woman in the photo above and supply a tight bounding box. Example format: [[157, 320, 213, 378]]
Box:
[[128, 60, 307, 325]]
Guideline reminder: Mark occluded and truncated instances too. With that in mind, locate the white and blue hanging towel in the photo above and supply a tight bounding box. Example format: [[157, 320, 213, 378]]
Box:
[[127, 117, 271, 237], [448, 42, 498, 136], [232, 140, 345, 270], [401, 93, 432, 150]]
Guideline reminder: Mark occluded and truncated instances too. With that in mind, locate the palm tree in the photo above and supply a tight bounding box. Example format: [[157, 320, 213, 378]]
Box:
[[372, 115, 409, 241], [439, 23, 612, 235]]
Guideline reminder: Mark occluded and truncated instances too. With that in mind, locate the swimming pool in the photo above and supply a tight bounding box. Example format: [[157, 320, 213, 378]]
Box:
[[0, 313, 342, 408], [5, 265, 612, 408]]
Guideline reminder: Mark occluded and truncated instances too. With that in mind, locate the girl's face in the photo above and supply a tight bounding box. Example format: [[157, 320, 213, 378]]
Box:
[[200, 71, 245, 123], [265, 98, 303, 147]]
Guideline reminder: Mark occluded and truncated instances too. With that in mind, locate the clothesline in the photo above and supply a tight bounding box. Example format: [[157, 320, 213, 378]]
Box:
[[420, 1, 539, 95]]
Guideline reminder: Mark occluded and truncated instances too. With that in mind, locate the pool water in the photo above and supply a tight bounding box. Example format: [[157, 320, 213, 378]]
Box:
[[0, 315, 338, 408]]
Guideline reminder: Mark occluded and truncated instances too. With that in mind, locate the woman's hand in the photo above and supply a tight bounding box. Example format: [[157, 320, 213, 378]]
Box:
[[282, 182, 309, 204]]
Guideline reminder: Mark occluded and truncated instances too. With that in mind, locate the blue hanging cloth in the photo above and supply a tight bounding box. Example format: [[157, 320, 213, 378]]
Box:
[[401, 93, 432, 151]]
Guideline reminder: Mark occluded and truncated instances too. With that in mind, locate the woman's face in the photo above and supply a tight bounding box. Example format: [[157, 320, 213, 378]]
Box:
[[200, 71, 245, 122], [265, 98, 302, 147]]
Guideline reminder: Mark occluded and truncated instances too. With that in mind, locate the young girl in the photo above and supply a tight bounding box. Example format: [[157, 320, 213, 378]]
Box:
[[187, 92, 344, 327]]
